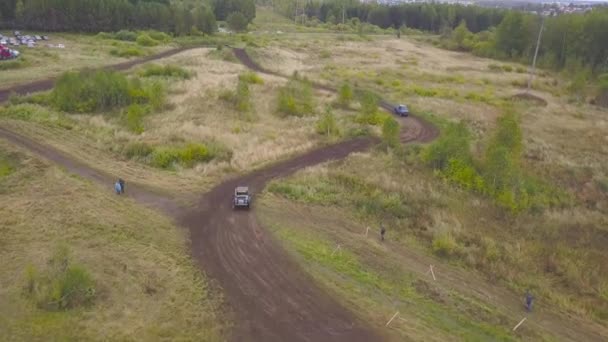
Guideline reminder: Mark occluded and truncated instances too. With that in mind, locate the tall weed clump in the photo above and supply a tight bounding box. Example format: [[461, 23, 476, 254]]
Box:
[[24, 245, 96, 311], [355, 90, 389, 125], [423, 109, 568, 212], [220, 72, 262, 113], [140, 64, 193, 79], [276, 75, 314, 117], [51, 71, 165, 113]]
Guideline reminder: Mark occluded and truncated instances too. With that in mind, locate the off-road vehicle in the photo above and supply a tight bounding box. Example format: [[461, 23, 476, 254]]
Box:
[[233, 186, 251, 209]]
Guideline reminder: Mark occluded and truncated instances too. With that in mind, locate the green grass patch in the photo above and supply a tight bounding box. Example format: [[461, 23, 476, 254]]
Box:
[[265, 217, 517, 341], [276, 76, 315, 117], [0, 57, 30, 71]]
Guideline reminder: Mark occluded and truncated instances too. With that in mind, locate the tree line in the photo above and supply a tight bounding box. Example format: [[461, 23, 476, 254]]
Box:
[[273, 0, 607, 75], [0, 0, 256, 34]]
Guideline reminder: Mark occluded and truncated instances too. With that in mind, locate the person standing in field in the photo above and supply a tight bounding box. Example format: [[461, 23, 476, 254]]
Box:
[[525, 290, 534, 312], [118, 178, 125, 194], [114, 180, 122, 195], [380, 225, 386, 241]]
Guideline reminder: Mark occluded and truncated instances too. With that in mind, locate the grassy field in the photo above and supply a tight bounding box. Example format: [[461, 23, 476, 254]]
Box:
[[0, 31, 175, 88], [242, 15, 608, 339], [0, 44, 363, 197], [258, 194, 552, 341], [1, 12, 607, 341], [0, 141, 226, 341]]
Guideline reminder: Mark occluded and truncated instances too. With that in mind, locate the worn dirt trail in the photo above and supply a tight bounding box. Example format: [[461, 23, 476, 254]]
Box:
[[0, 46, 192, 103], [0, 47, 436, 341]]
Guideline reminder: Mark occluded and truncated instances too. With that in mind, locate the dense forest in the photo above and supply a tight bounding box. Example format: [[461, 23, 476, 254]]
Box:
[[0, 0, 255, 34], [273, 0, 607, 76]]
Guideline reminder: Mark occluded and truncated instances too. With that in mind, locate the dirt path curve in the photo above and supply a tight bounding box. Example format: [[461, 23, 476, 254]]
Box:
[[0, 46, 192, 103], [0, 47, 436, 342]]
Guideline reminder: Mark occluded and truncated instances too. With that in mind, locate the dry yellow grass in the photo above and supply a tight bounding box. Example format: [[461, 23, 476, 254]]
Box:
[[0, 140, 225, 341]]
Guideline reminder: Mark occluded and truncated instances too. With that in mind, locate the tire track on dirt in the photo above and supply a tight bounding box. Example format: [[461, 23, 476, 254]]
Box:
[[0, 46, 193, 103], [0, 47, 436, 341]]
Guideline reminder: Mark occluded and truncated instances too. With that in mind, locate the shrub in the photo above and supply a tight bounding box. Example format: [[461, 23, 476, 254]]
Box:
[[51, 71, 165, 113], [136, 33, 159, 47], [147, 30, 171, 42], [432, 232, 459, 258], [316, 107, 340, 137], [220, 79, 253, 112], [423, 122, 472, 170], [381, 117, 400, 149], [0, 153, 16, 178], [238, 72, 264, 85], [150, 143, 217, 169], [277, 78, 314, 117], [488, 64, 503, 72], [502, 65, 513, 72], [114, 30, 138, 41], [140, 64, 193, 79], [123, 104, 149, 134], [337, 83, 353, 108], [24, 245, 96, 311]]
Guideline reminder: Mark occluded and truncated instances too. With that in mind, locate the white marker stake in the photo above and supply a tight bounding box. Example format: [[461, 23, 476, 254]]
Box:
[[331, 244, 341, 257], [386, 311, 399, 327], [512, 317, 527, 331], [430, 265, 436, 281]]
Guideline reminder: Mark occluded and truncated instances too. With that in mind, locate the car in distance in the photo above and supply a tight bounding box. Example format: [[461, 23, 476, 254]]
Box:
[[394, 104, 409, 117]]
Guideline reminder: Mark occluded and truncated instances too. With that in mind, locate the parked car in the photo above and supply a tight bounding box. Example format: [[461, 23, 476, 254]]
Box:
[[393, 104, 410, 117]]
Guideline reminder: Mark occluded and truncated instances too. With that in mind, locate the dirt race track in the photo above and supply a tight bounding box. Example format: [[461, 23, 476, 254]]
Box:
[[13, 46, 608, 342], [0, 47, 438, 341]]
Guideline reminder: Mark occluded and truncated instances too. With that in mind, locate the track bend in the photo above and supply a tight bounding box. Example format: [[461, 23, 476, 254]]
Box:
[[0, 47, 438, 342]]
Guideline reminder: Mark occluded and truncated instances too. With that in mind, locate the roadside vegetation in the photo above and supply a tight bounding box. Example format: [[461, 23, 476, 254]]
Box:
[[276, 74, 315, 117], [0, 142, 225, 340]]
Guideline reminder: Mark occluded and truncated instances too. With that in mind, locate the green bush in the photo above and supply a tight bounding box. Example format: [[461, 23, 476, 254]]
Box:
[[24, 245, 96, 311], [488, 64, 503, 72], [502, 65, 513, 72], [337, 83, 353, 108], [277, 78, 315, 117], [140, 64, 193, 79], [238, 72, 264, 84], [423, 122, 472, 170], [147, 30, 171, 42], [220, 78, 253, 112], [51, 71, 165, 113], [0, 153, 16, 178], [123, 104, 149, 134], [114, 30, 138, 41], [316, 107, 340, 137], [381, 117, 400, 149], [150, 143, 220, 169], [432, 232, 459, 258], [136, 33, 159, 47]]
